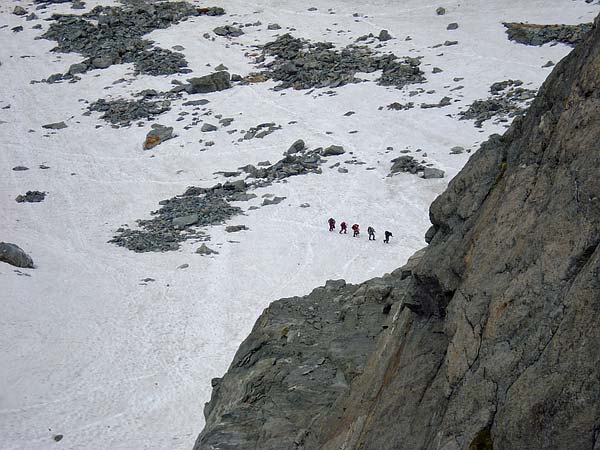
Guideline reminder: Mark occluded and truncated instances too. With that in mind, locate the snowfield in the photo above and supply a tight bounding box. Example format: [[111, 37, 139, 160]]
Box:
[[1, 0, 598, 449]]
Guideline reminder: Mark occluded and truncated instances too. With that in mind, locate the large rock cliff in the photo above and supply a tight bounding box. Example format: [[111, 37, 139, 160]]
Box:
[[194, 14, 600, 450]]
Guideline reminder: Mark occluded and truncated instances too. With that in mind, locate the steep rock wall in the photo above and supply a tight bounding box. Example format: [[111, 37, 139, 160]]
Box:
[[195, 15, 600, 450]]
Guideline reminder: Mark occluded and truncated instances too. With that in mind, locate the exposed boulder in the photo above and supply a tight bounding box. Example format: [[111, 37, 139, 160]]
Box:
[[322, 145, 345, 156], [0, 242, 34, 268], [143, 124, 173, 150], [196, 244, 218, 255], [184, 71, 231, 94], [201, 123, 217, 132], [213, 25, 243, 37], [42, 121, 67, 130], [15, 191, 46, 203], [422, 167, 445, 178], [225, 225, 248, 232], [262, 196, 286, 206], [389, 155, 425, 175]]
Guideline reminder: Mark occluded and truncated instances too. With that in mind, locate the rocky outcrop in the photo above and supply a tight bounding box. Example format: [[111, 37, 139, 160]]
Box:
[[459, 79, 536, 128], [40, 2, 225, 80], [504, 22, 593, 46], [89, 91, 173, 127], [0, 243, 34, 268], [259, 34, 425, 90], [194, 250, 425, 450], [194, 14, 600, 450]]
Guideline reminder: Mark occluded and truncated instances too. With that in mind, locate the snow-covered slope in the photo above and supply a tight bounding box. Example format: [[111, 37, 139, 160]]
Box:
[[1, 0, 597, 449]]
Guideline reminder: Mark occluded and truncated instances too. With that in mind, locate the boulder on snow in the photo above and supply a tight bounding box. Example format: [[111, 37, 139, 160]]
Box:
[[322, 145, 345, 156], [213, 25, 244, 37], [143, 124, 174, 150], [225, 225, 249, 233], [201, 123, 218, 132], [0, 242, 34, 268], [378, 30, 392, 41], [15, 191, 46, 203], [196, 244, 219, 255], [185, 71, 231, 94], [42, 121, 67, 130], [286, 139, 306, 154], [262, 196, 286, 206], [422, 167, 445, 179]]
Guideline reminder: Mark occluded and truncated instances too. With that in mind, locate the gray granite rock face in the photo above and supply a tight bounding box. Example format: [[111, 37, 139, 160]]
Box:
[[194, 262, 417, 450], [194, 15, 600, 450]]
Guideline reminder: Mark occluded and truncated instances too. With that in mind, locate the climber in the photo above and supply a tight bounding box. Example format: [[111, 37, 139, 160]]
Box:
[[352, 223, 360, 237], [384, 230, 393, 243], [339, 221, 347, 234], [328, 217, 336, 231], [368, 226, 376, 240]]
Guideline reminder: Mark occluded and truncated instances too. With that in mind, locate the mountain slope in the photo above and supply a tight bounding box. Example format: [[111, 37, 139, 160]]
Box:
[[197, 13, 600, 450]]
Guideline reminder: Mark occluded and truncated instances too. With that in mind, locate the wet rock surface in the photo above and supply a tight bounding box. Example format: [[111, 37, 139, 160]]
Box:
[[388, 154, 443, 178], [213, 25, 243, 37], [258, 34, 425, 90], [40, 2, 224, 81], [195, 15, 600, 450], [386, 101, 414, 110], [459, 79, 536, 127]]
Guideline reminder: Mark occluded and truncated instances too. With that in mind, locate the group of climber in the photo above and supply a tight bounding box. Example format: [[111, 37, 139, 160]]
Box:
[[328, 218, 393, 243]]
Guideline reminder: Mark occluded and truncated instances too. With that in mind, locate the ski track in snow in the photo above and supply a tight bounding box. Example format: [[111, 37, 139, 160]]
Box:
[[1, 0, 598, 448]]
